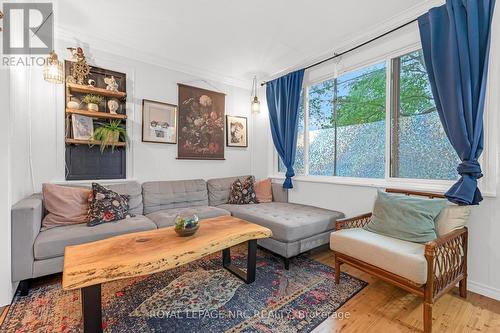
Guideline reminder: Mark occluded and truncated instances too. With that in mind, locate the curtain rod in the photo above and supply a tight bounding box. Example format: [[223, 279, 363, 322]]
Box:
[[261, 17, 418, 86]]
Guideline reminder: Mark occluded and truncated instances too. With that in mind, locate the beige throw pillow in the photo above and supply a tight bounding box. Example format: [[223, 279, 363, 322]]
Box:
[[254, 178, 272, 203], [435, 205, 471, 236], [42, 183, 90, 229]]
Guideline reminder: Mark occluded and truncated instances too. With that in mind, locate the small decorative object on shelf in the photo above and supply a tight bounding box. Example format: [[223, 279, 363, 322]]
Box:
[[107, 98, 119, 115], [70, 47, 90, 85], [87, 78, 96, 87], [92, 120, 129, 152], [82, 94, 103, 112], [66, 96, 80, 109], [104, 76, 119, 92], [174, 214, 200, 237]]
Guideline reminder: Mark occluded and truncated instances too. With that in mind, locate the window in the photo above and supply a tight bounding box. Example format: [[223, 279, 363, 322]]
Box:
[[390, 50, 459, 180], [308, 80, 335, 175], [308, 63, 386, 178], [277, 49, 459, 183]]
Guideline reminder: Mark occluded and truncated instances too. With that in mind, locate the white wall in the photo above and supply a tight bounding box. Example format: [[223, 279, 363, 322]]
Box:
[[265, 9, 500, 300], [0, 66, 14, 308]]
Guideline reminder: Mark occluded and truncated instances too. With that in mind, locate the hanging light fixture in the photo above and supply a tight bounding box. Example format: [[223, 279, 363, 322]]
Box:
[[43, 50, 64, 84], [251, 75, 260, 114]]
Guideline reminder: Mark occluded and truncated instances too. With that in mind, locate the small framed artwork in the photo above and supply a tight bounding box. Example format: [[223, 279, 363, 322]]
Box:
[[72, 114, 94, 140], [226, 115, 248, 147], [142, 99, 178, 144]]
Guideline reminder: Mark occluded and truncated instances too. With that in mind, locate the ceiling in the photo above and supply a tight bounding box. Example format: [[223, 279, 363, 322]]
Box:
[[57, 0, 438, 88]]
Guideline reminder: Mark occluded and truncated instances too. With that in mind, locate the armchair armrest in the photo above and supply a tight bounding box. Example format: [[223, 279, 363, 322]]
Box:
[[11, 194, 43, 282], [424, 227, 468, 300], [336, 213, 372, 230]]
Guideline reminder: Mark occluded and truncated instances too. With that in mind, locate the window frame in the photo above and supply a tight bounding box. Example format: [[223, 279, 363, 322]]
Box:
[[273, 43, 477, 194]]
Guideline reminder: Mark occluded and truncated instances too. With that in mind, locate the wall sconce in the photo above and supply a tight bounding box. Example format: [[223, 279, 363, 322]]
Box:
[[251, 75, 260, 114], [43, 50, 64, 84]]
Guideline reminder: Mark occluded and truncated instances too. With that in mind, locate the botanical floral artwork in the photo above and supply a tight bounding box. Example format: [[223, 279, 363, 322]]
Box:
[[142, 99, 177, 144], [226, 115, 248, 147], [177, 84, 225, 159]]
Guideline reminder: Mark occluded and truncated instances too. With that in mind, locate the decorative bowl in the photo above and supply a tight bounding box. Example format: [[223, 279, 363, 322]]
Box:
[[174, 214, 200, 237], [175, 224, 199, 237]]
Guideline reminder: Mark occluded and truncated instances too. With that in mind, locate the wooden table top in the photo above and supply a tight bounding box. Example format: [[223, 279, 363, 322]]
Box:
[[62, 216, 272, 290]]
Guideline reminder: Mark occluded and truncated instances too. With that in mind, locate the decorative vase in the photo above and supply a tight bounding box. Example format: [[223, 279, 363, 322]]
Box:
[[87, 103, 99, 112]]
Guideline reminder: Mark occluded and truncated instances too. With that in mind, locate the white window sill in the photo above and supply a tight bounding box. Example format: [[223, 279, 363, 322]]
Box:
[[270, 174, 497, 198]]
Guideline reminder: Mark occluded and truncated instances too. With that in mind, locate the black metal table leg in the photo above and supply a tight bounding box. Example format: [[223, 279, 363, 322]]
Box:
[[81, 284, 102, 333], [223, 239, 257, 284]]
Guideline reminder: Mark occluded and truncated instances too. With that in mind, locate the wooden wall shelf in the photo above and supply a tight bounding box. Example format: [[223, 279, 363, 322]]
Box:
[[65, 138, 127, 147], [66, 108, 127, 120], [67, 83, 127, 99]]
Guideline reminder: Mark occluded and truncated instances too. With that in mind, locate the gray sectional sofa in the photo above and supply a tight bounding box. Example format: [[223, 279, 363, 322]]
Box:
[[11, 176, 344, 294]]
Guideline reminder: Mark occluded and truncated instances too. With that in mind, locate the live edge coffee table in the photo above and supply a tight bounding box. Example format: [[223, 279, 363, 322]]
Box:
[[62, 216, 272, 333]]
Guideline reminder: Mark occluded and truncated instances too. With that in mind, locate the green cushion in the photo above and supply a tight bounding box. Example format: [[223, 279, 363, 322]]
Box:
[[364, 190, 447, 243]]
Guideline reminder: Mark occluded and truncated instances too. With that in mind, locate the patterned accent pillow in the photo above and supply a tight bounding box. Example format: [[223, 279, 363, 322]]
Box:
[[228, 176, 259, 205], [87, 183, 134, 227]]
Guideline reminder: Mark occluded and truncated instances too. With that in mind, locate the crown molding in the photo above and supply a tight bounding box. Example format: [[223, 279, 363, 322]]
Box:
[[263, 0, 445, 82], [55, 25, 251, 90]]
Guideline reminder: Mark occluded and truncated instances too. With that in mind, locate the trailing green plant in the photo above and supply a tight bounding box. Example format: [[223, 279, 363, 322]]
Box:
[[82, 94, 103, 105], [92, 120, 129, 152]]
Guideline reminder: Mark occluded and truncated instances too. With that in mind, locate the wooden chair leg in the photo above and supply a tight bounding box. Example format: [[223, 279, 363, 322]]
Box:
[[423, 302, 433, 333], [459, 277, 467, 299], [334, 255, 341, 284]]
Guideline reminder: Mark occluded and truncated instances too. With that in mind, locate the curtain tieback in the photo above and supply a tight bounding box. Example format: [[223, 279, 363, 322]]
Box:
[[283, 167, 296, 189], [457, 160, 483, 179]]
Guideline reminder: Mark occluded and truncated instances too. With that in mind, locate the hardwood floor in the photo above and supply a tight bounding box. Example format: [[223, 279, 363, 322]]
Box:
[[310, 249, 500, 333], [1, 248, 499, 332]]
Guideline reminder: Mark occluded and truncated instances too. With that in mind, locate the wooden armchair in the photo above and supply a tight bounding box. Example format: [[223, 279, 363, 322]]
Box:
[[332, 189, 468, 333]]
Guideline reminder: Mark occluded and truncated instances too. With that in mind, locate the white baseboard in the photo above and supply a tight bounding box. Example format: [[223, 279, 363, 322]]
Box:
[[468, 280, 500, 301]]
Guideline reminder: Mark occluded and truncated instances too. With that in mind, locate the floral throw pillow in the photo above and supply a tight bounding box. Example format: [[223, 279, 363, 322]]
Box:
[[228, 176, 259, 205], [87, 183, 134, 227]]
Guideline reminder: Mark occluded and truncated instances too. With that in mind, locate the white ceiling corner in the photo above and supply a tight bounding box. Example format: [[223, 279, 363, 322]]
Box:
[[55, 0, 444, 89]]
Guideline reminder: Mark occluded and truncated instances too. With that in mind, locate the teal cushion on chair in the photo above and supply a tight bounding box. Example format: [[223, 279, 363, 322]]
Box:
[[364, 190, 447, 243]]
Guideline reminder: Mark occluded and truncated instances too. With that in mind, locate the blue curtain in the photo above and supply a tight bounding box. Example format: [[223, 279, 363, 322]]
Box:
[[266, 69, 305, 188], [418, 0, 496, 205]]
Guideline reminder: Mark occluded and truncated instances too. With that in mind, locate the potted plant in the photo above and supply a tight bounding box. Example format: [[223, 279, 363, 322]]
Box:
[[92, 120, 129, 152], [82, 94, 103, 112]]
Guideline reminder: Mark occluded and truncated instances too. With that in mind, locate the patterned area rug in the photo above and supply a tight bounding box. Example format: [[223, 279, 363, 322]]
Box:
[[1, 249, 366, 333]]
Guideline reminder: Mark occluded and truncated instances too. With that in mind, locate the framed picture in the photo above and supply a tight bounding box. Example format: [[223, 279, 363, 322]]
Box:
[[142, 99, 177, 144], [226, 115, 248, 147], [72, 114, 94, 140], [177, 84, 225, 160]]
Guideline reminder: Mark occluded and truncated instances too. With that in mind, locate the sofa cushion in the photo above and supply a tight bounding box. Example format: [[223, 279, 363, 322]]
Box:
[[146, 206, 230, 228], [87, 183, 134, 227], [255, 178, 272, 203], [330, 228, 427, 284], [207, 176, 251, 206], [218, 202, 344, 242], [228, 176, 258, 204], [46, 181, 144, 216], [435, 205, 471, 236], [142, 179, 208, 214], [364, 190, 446, 243], [41, 183, 90, 229], [105, 181, 144, 216], [34, 215, 157, 260]]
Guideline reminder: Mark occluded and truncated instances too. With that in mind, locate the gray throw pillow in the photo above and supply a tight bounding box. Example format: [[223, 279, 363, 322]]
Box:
[[364, 190, 447, 243]]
